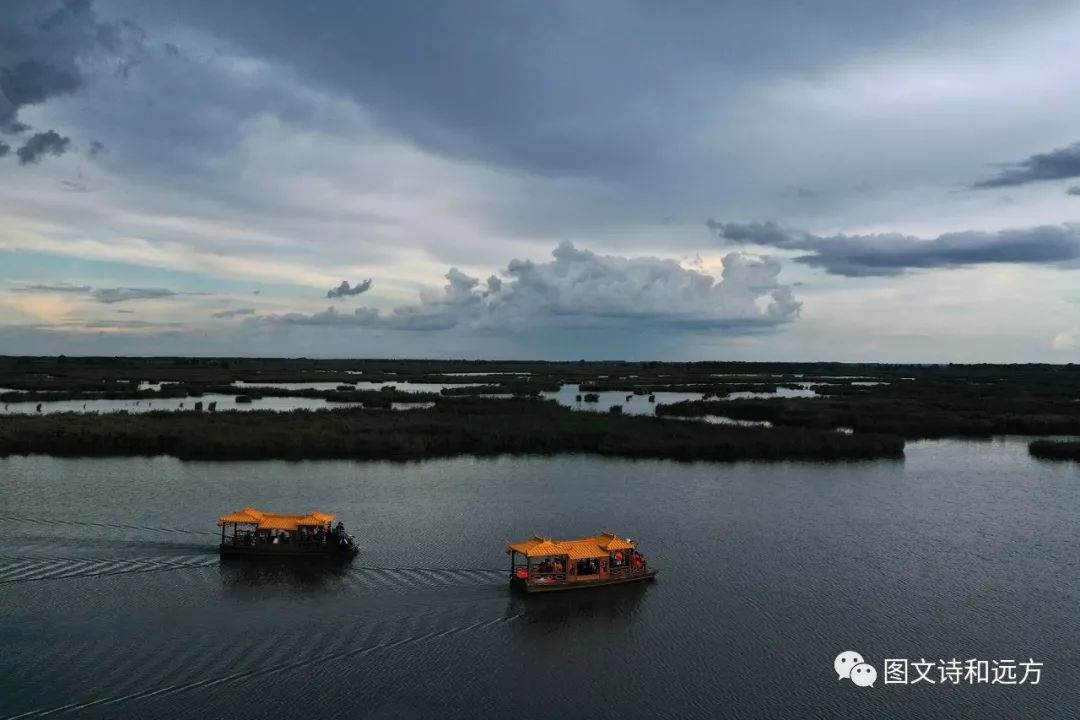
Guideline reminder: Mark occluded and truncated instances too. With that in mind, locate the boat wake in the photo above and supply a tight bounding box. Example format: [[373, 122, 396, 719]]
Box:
[[0, 611, 524, 720], [0, 514, 217, 536], [0, 554, 219, 584], [343, 565, 506, 592]]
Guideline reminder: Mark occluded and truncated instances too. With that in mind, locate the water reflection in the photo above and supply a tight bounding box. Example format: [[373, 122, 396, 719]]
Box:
[[506, 581, 651, 633], [541, 385, 704, 416], [232, 380, 480, 393], [2, 380, 818, 416], [0, 393, 365, 415], [218, 557, 352, 594]]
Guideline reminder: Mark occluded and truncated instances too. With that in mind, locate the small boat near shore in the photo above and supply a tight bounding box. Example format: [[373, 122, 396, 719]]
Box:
[[218, 507, 358, 559], [507, 532, 657, 592]]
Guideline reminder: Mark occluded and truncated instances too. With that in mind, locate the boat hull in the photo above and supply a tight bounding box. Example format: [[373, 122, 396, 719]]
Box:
[[511, 569, 658, 593]]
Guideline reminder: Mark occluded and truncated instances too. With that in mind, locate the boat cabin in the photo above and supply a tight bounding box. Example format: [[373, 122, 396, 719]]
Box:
[[218, 507, 357, 558], [507, 532, 656, 592]]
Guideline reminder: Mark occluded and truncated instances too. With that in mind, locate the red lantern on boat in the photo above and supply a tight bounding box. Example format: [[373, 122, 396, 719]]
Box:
[[515, 568, 528, 580]]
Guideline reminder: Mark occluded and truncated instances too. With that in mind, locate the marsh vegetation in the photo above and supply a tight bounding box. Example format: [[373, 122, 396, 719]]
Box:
[[4, 357, 1079, 460], [0, 397, 903, 461]]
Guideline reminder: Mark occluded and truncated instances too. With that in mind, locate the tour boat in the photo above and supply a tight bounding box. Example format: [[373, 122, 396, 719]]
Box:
[[507, 532, 657, 592], [217, 507, 358, 559]]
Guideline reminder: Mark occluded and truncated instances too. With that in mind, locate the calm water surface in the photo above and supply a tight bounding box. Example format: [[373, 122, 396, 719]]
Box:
[[0, 394, 368, 415], [1, 438, 1077, 719]]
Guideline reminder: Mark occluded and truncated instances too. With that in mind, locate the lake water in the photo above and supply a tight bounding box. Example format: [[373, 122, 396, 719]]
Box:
[[727, 384, 818, 400], [543, 383, 817, 415], [0, 394, 366, 415], [233, 380, 478, 393], [542, 384, 704, 415], [0, 438, 1076, 719], [0, 380, 482, 416]]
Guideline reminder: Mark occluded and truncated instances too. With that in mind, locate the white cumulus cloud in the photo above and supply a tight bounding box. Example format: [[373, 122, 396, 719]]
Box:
[[260, 242, 800, 335], [1051, 327, 1080, 350]]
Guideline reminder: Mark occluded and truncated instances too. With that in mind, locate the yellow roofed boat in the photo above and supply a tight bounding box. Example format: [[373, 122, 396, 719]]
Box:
[[217, 507, 358, 560], [507, 532, 657, 592]]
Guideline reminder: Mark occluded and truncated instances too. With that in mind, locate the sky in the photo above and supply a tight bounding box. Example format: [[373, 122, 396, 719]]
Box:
[[2, 0, 1080, 361]]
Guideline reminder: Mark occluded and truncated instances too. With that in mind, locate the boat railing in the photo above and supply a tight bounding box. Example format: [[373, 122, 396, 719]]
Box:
[[608, 565, 647, 579], [221, 534, 333, 548], [528, 571, 566, 584]]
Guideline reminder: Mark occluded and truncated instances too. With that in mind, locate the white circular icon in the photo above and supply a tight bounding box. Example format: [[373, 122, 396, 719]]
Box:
[[834, 651, 865, 680], [850, 662, 877, 687]]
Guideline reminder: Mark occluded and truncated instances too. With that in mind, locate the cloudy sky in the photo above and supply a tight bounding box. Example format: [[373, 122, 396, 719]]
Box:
[[2, 0, 1080, 361]]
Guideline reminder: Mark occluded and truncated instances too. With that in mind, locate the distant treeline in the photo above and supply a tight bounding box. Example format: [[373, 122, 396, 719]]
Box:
[[1028, 440, 1080, 461], [0, 398, 904, 462], [7, 355, 1078, 394], [0, 385, 444, 405]]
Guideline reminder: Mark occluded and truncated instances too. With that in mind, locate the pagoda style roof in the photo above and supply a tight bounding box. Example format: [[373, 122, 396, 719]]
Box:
[[508, 532, 637, 559], [218, 507, 335, 531]]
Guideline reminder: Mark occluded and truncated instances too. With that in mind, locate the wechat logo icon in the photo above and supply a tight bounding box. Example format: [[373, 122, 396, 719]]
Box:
[[835, 651, 877, 687]]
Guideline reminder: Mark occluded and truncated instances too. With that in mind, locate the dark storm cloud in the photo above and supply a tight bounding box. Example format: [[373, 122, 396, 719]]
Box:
[[326, 279, 373, 299], [90, 287, 178, 303], [708, 220, 1080, 276], [0, 141, 9, 157], [972, 141, 1080, 188], [158, 0, 1039, 180], [1067, 186, 1080, 196], [16, 130, 70, 164], [0, 0, 142, 145], [1, 1, 93, 127], [1, 59, 81, 123]]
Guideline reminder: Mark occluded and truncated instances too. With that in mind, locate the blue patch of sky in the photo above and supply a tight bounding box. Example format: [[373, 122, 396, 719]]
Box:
[[0, 250, 314, 298]]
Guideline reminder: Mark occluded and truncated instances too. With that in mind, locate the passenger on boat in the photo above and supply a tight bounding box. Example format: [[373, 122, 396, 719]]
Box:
[[576, 559, 598, 575]]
